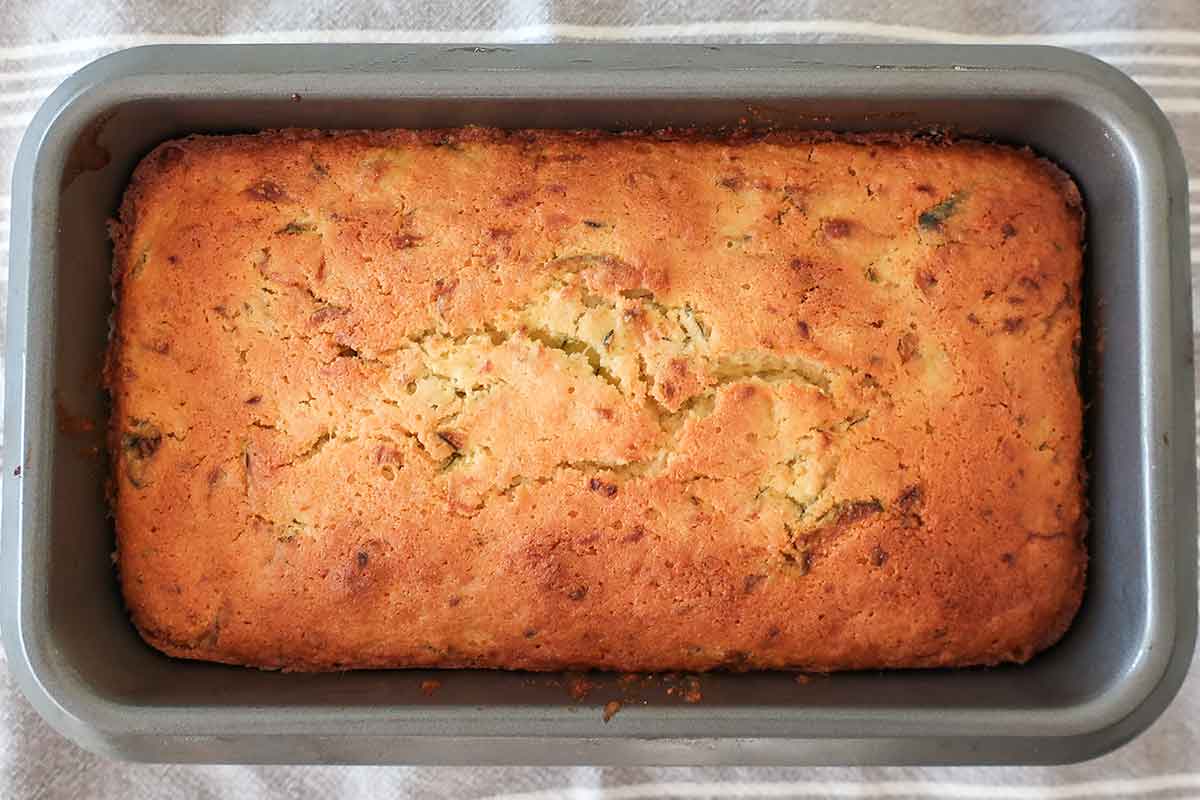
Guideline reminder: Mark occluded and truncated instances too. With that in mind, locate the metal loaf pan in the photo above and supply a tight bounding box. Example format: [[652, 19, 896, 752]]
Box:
[[3, 44, 1195, 766]]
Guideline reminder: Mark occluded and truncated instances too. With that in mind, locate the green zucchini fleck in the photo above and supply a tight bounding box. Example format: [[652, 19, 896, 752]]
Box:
[[277, 221, 315, 235], [918, 191, 966, 231]]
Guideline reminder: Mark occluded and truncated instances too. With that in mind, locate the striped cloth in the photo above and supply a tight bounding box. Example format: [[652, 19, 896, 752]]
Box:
[[1, 2, 1197, 798]]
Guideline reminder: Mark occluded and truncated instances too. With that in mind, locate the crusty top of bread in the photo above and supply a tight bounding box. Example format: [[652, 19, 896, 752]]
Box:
[[108, 128, 1085, 672]]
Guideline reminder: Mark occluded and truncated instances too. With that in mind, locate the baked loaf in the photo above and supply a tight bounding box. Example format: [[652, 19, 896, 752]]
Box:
[[108, 128, 1086, 672]]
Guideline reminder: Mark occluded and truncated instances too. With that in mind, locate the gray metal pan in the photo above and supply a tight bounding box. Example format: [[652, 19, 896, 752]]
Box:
[[2, 43, 1195, 765]]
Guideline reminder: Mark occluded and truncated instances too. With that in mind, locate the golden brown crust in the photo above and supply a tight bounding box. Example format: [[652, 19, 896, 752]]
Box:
[[108, 128, 1086, 672]]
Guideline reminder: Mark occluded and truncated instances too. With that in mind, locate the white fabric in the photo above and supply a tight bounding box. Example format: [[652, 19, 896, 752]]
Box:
[[0, 1, 1197, 796]]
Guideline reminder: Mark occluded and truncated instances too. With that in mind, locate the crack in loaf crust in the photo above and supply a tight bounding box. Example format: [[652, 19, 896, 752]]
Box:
[[107, 128, 1086, 672]]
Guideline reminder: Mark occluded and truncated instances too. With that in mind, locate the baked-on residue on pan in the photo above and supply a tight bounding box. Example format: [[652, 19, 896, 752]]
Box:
[[106, 128, 1086, 672]]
